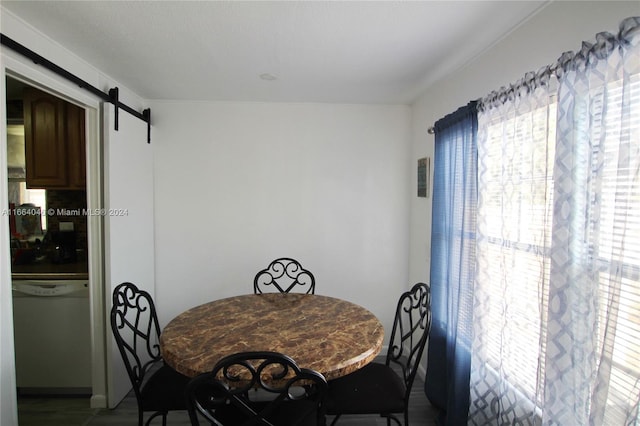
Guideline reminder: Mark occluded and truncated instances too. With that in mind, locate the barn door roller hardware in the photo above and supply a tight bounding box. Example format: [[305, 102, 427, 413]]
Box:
[[107, 87, 151, 143], [1, 33, 151, 143]]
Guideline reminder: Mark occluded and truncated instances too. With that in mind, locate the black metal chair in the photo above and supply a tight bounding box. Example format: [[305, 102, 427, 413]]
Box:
[[186, 351, 328, 426], [253, 257, 316, 294], [110, 282, 190, 426], [325, 282, 431, 426]]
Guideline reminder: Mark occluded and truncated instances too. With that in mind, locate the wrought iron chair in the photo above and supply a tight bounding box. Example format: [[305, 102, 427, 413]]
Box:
[[325, 282, 431, 426], [110, 282, 190, 426], [253, 257, 316, 294], [186, 351, 328, 426]]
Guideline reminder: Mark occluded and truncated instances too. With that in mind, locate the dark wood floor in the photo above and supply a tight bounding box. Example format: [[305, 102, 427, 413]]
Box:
[[18, 360, 440, 426]]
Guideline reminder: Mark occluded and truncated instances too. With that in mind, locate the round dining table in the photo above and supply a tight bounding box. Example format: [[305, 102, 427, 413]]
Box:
[[160, 293, 384, 380]]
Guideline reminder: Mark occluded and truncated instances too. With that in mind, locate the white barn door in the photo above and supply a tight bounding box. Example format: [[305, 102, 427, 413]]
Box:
[[103, 105, 156, 407]]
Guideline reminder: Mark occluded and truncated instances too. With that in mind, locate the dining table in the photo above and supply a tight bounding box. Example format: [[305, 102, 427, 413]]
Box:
[[159, 293, 384, 381]]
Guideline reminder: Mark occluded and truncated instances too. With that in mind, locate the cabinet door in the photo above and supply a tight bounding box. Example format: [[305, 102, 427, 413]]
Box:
[[65, 102, 87, 189], [24, 88, 68, 188]]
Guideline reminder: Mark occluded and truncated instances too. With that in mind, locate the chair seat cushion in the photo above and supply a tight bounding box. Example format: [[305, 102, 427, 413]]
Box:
[[325, 362, 406, 415], [208, 399, 322, 426], [140, 364, 190, 411], [266, 399, 321, 426]]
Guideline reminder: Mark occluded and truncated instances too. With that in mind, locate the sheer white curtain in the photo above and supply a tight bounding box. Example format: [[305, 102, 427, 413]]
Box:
[[545, 19, 640, 425], [468, 17, 639, 425], [469, 70, 556, 425]]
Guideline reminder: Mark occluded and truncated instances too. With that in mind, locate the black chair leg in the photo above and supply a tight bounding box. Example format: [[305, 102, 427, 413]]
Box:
[[384, 414, 402, 426], [144, 411, 165, 426], [330, 414, 342, 426]]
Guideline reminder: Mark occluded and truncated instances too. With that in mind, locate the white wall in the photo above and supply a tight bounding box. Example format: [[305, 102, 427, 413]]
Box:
[[151, 101, 412, 335], [408, 1, 640, 285]]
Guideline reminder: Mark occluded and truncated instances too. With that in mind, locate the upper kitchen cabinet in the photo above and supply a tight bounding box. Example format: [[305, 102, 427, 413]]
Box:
[[65, 102, 87, 189], [23, 88, 86, 190]]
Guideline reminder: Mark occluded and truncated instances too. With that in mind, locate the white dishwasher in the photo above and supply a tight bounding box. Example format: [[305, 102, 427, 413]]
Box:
[[12, 280, 92, 395]]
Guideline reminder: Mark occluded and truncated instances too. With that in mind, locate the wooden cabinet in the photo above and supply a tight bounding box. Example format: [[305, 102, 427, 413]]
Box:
[[23, 88, 86, 189], [65, 102, 87, 189], [23, 88, 66, 188]]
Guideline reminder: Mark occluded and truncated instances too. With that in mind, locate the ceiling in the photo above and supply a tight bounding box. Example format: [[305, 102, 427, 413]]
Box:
[[1, 1, 549, 104]]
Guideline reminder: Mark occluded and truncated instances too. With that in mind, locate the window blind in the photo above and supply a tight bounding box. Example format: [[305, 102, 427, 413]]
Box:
[[588, 75, 640, 423]]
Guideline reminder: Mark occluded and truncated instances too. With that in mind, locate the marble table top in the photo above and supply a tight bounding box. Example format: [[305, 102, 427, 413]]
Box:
[[160, 293, 384, 380]]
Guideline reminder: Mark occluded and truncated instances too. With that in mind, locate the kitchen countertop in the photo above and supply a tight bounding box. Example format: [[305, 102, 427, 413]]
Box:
[[11, 261, 89, 280]]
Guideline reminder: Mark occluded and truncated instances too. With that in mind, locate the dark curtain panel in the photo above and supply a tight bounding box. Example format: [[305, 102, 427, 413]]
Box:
[[425, 101, 477, 425]]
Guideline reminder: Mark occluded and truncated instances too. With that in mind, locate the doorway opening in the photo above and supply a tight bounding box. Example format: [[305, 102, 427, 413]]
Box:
[[4, 73, 107, 421]]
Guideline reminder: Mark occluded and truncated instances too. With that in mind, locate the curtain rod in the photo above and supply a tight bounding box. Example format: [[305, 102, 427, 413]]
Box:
[[477, 17, 638, 113], [1, 33, 151, 143]]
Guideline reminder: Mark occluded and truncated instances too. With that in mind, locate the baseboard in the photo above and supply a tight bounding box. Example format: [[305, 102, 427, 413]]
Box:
[[90, 393, 107, 409]]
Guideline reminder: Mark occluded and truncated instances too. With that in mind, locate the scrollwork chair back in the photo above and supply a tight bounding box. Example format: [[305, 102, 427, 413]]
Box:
[[386, 282, 432, 402], [186, 351, 328, 425], [253, 257, 316, 294], [325, 282, 431, 426], [110, 282, 189, 426]]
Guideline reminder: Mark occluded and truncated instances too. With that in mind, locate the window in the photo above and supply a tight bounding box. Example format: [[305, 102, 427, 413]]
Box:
[[7, 123, 47, 234], [477, 76, 640, 423], [588, 75, 640, 422], [479, 99, 556, 404]]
